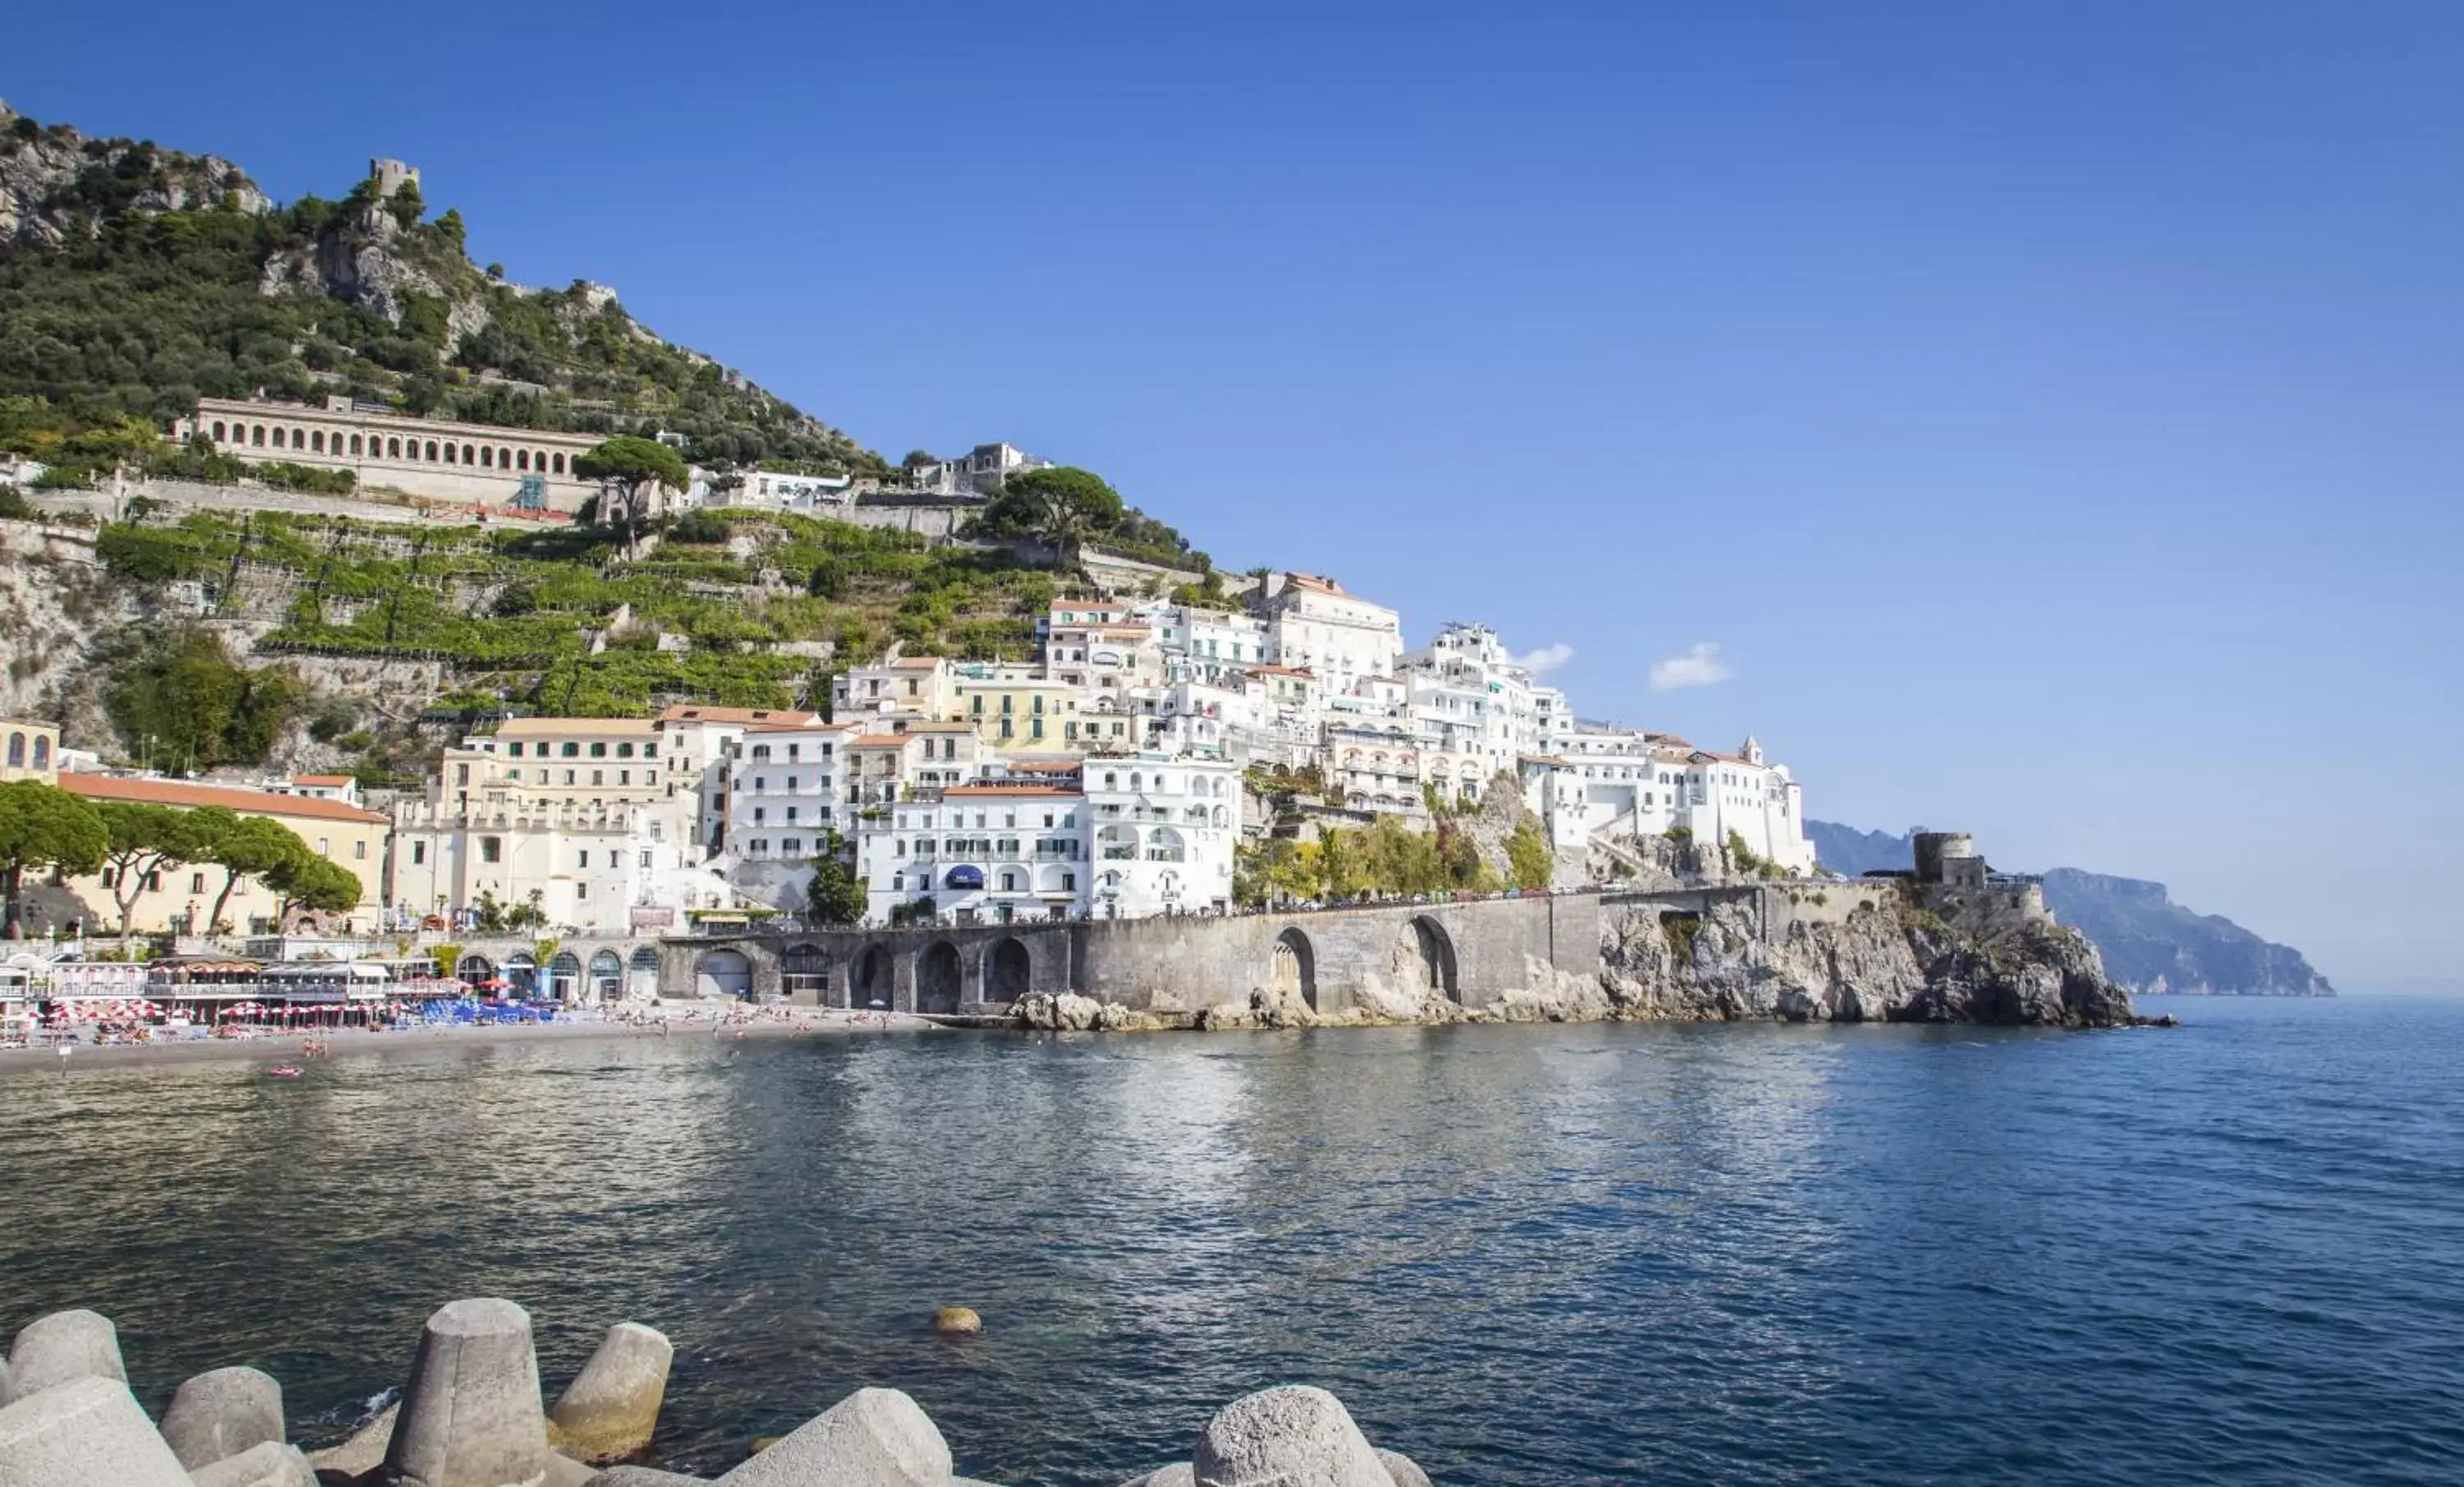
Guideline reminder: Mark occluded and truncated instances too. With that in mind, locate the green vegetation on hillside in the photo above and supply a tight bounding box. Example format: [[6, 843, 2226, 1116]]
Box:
[[0, 109, 884, 477], [91, 507, 1056, 720]]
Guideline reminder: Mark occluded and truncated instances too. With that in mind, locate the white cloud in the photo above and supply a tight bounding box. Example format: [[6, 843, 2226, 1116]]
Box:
[[1648, 642, 1731, 693], [1514, 642, 1575, 674]]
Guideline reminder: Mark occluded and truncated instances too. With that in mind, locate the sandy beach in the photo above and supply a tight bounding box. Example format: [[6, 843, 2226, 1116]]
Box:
[[0, 1004, 939, 1077]]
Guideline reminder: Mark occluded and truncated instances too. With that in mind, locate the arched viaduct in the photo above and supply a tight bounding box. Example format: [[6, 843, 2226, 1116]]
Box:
[[653, 893, 1604, 1016]]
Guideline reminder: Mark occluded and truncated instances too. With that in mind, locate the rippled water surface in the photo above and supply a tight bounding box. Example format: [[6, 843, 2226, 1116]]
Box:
[[3, 998, 2461, 1485]]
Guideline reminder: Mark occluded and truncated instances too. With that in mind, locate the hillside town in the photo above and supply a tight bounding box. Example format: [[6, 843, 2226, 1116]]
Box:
[[1, 560, 1816, 955]]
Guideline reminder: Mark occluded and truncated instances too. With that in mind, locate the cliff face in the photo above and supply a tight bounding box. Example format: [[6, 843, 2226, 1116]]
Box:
[[2039, 868, 2333, 996], [0, 107, 269, 248], [1594, 890, 2135, 1028]]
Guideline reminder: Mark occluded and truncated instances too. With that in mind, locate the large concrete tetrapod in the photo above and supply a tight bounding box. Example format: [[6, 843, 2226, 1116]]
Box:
[[549, 1322, 673, 1463], [0, 1374, 193, 1487], [161, 1364, 286, 1469], [4, 1309, 126, 1400], [383, 1298, 554, 1487]]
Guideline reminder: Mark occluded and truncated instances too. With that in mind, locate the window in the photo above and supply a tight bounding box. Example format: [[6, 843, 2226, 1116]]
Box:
[[578, 850, 591, 869], [564, 770, 577, 785], [353, 840, 366, 860], [619, 770, 631, 785], [456, 762, 470, 786], [480, 837, 502, 863], [577, 883, 588, 900], [411, 841, 426, 865], [640, 850, 652, 868], [783, 837, 802, 854], [190, 872, 206, 894], [617, 742, 633, 758], [591, 770, 604, 785], [590, 742, 607, 757], [316, 837, 330, 857], [508, 742, 525, 757]]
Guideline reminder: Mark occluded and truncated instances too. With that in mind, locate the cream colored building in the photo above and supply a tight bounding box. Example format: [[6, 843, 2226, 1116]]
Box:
[[172, 396, 606, 511], [57, 771, 389, 937], [2, 720, 61, 782], [389, 717, 732, 933]]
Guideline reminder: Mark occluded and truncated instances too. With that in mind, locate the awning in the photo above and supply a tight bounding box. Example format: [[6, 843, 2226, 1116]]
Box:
[[944, 866, 986, 890]]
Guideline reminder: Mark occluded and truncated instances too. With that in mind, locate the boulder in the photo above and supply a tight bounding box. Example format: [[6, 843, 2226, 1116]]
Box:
[[163, 1365, 287, 1469], [931, 1309, 981, 1337], [1119, 1468, 1196, 1487], [5, 1308, 127, 1399], [382, 1298, 553, 1487], [1373, 1448, 1431, 1487], [544, 1457, 599, 1487], [191, 1440, 318, 1487], [0, 1374, 191, 1487], [305, 1400, 395, 1480], [0, 1358, 11, 1407], [1192, 1386, 1391, 1487], [549, 1324, 673, 1464], [712, 1388, 950, 1486], [584, 1470, 710, 1486]]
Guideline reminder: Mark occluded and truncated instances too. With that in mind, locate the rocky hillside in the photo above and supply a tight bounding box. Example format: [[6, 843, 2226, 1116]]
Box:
[[0, 101, 881, 477], [1806, 820, 2333, 997], [2039, 868, 2333, 997]]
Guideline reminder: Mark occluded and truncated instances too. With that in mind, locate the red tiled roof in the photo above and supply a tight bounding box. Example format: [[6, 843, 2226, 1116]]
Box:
[[61, 771, 386, 824]]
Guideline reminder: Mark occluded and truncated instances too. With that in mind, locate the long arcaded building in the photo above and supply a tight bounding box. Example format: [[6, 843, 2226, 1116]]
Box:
[[172, 395, 606, 510]]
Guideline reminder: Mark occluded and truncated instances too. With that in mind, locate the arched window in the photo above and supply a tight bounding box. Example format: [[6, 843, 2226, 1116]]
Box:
[[211, 421, 227, 441], [269, 426, 284, 449], [425, 440, 439, 461], [499, 446, 512, 468], [387, 437, 402, 458], [516, 449, 529, 472], [462, 443, 476, 464], [480, 446, 493, 467], [31, 737, 49, 769], [551, 453, 565, 475], [5, 734, 21, 767], [350, 434, 363, 456], [444, 443, 456, 463], [251, 425, 265, 446], [310, 430, 325, 453]]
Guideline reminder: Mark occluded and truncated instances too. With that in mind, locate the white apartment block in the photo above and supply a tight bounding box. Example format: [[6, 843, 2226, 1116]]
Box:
[[834, 656, 958, 720], [1083, 753, 1241, 918], [719, 469, 854, 512], [1403, 623, 1549, 775], [724, 719, 862, 910], [908, 442, 1051, 499], [861, 784, 1091, 925], [1144, 604, 1274, 686], [1529, 730, 1814, 872], [1259, 573, 1402, 696]]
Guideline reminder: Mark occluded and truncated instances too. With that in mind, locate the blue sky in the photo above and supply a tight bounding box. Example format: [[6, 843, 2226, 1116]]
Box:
[[10, 2, 2461, 983]]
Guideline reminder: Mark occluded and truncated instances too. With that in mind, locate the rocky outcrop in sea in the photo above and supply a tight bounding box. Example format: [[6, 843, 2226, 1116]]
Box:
[[0, 1298, 1430, 1487]]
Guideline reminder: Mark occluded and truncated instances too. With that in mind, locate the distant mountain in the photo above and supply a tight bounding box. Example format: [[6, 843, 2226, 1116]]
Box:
[[1805, 822, 2333, 997]]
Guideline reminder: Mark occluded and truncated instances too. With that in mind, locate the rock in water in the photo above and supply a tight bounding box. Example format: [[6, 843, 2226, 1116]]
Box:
[[1192, 1386, 1391, 1487], [162, 1364, 286, 1468], [1374, 1448, 1432, 1486], [5, 1308, 126, 1399], [189, 1439, 317, 1487], [306, 1398, 397, 1479], [933, 1308, 982, 1336], [712, 1387, 951, 1486], [550, 1323, 673, 1464], [383, 1298, 554, 1487], [0, 1374, 192, 1487]]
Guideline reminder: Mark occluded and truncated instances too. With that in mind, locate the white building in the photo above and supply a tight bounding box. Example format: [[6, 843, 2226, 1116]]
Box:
[[834, 656, 958, 720], [723, 719, 862, 910], [1258, 573, 1402, 697], [1083, 753, 1240, 918], [389, 718, 732, 934], [907, 442, 1051, 499], [1531, 729, 1815, 872], [1402, 623, 1549, 775], [719, 469, 854, 512], [1145, 604, 1274, 687], [860, 784, 1090, 924]]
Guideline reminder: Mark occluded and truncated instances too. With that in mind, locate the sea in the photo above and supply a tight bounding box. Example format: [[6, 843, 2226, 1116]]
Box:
[[0, 995, 2457, 1486]]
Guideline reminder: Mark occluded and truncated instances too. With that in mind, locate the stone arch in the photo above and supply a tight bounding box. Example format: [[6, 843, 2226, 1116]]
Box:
[[480, 446, 494, 467], [696, 947, 752, 999], [463, 443, 476, 464], [499, 445, 513, 469], [4, 733, 20, 768], [986, 937, 1032, 1003], [517, 449, 530, 471], [211, 421, 227, 441], [503, 952, 537, 997], [444, 442, 457, 464], [269, 426, 285, 449], [552, 453, 566, 475], [627, 946, 660, 1000], [251, 424, 265, 446], [1272, 927, 1317, 1011], [426, 440, 440, 462], [349, 434, 363, 456], [453, 952, 494, 986], [310, 430, 324, 453], [854, 944, 894, 1007], [587, 950, 622, 1001], [917, 941, 963, 1015], [549, 950, 583, 1001], [1408, 916, 1460, 1001], [783, 942, 830, 1000], [30, 737, 48, 768]]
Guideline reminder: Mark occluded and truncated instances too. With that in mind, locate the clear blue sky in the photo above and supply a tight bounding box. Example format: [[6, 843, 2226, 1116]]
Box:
[[11, 2, 2461, 984]]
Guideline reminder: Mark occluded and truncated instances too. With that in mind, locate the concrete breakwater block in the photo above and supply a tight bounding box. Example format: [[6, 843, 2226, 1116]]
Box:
[[712, 1387, 952, 1486], [583, 1469, 710, 1485], [5, 1309, 127, 1401], [1192, 1386, 1395, 1487], [191, 1439, 318, 1487], [382, 1298, 553, 1487], [163, 1364, 287, 1468], [0, 1374, 193, 1487], [1372, 1449, 1431, 1487], [549, 1324, 673, 1463], [1117, 1467, 1196, 1486], [306, 1399, 396, 1480]]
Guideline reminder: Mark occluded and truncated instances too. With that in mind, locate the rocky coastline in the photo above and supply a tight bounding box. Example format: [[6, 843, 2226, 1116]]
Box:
[[0, 1300, 1428, 1487], [1016, 880, 2148, 1034]]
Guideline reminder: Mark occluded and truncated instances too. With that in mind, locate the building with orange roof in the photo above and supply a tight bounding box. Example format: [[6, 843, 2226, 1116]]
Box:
[[1, 719, 62, 784], [834, 656, 958, 720], [55, 770, 389, 937], [1259, 571, 1401, 693]]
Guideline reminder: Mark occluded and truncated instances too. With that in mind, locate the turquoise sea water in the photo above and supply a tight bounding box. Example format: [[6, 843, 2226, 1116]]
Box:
[[1, 997, 2458, 1485]]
